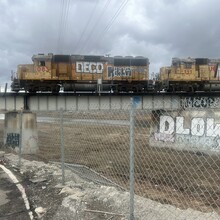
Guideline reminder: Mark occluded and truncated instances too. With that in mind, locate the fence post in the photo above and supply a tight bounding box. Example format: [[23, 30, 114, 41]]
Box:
[[60, 108, 65, 185], [129, 97, 135, 220], [18, 110, 22, 167]]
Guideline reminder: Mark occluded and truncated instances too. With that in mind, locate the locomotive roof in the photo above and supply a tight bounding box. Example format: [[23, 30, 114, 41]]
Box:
[[172, 57, 220, 65], [32, 53, 53, 61], [172, 57, 196, 63], [209, 59, 220, 63], [31, 53, 149, 65]]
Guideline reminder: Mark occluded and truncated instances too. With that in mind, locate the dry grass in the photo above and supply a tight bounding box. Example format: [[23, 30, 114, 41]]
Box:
[[35, 117, 220, 215]]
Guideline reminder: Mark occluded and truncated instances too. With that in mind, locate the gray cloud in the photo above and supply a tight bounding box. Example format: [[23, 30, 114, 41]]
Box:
[[1, 0, 220, 85]]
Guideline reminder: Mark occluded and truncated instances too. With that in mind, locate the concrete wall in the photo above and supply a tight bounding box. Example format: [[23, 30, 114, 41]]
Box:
[[4, 111, 38, 154], [150, 109, 220, 154]]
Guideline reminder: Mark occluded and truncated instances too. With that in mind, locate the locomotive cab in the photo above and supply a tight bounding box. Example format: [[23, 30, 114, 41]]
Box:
[[160, 57, 198, 92], [32, 53, 53, 76], [171, 57, 196, 80], [198, 58, 220, 91]]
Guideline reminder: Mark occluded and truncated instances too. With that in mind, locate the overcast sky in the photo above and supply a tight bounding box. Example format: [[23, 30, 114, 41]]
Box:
[[1, 0, 220, 85]]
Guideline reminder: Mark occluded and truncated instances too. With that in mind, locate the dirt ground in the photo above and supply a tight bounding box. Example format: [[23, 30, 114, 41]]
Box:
[[1, 153, 114, 220], [1, 153, 219, 220], [1, 110, 220, 218], [34, 112, 220, 215]]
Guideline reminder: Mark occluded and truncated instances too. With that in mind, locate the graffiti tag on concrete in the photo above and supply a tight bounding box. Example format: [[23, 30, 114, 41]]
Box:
[[154, 115, 220, 151], [6, 133, 19, 147], [181, 97, 220, 109]]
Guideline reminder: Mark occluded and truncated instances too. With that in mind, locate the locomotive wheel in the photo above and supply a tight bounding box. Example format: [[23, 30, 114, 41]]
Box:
[[28, 89, 36, 93], [132, 87, 138, 93], [111, 86, 118, 94], [188, 86, 194, 93], [52, 85, 60, 94], [12, 89, 20, 93], [167, 86, 174, 92], [26, 85, 36, 93]]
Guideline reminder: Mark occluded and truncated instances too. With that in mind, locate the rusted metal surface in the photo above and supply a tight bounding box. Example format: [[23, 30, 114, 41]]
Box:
[[12, 54, 150, 92]]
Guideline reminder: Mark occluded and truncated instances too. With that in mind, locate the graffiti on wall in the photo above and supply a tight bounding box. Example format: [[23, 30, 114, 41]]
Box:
[[181, 97, 220, 109], [6, 133, 19, 148], [154, 115, 220, 150]]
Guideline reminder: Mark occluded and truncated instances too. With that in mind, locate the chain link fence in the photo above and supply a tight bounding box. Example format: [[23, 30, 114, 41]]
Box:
[[1, 97, 220, 219]]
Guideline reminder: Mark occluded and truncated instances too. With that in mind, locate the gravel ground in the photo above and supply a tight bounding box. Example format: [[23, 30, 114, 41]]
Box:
[[1, 152, 220, 220]]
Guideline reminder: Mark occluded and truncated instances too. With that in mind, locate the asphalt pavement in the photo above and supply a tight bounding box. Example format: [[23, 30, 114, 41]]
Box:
[[0, 159, 30, 220]]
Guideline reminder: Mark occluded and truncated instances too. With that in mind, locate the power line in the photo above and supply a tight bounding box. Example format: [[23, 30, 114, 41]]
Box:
[[79, 0, 112, 54], [103, 0, 129, 33], [57, 0, 65, 53], [57, 0, 71, 54], [56, 0, 129, 55], [74, 0, 99, 53], [63, 0, 72, 52], [61, 0, 71, 53], [95, 0, 129, 49], [57, 0, 67, 53]]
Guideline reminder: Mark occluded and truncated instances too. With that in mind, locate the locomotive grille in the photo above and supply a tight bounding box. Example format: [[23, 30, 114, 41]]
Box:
[[53, 55, 70, 63], [84, 55, 101, 62], [114, 58, 148, 66], [195, 58, 209, 65]]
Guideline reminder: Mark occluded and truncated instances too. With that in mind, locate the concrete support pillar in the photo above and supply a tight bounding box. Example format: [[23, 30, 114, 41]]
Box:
[[4, 111, 38, 154]]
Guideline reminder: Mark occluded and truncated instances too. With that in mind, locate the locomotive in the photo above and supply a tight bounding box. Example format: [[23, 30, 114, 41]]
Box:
[[11, 53, 153, 93], [159, 57, 220, 92], [11, 54, 220, 93]]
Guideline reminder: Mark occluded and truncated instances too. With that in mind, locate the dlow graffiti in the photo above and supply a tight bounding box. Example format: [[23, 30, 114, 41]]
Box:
[[157, 116, 220, 137], [150, 110, 220, 153]]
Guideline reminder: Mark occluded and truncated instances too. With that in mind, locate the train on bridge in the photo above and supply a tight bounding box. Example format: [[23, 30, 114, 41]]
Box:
[[11, 54, 220, 93]]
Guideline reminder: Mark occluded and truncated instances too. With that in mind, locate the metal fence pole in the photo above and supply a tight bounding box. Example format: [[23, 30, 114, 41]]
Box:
[[130, 97, 135, 220], [18, 110, 22, 167], [60, 108, 65, 185]]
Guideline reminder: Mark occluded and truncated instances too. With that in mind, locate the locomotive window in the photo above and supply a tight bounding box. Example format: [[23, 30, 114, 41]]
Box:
[[172, 62, 180, 68], [53, 55, 70, 62], [39, 61, 45, 66]]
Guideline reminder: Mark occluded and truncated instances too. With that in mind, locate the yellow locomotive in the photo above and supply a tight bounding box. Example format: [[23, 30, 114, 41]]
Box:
[[12, 54, 220, 93], [159, 57, 220, 92], [11, 53, 152, 93]]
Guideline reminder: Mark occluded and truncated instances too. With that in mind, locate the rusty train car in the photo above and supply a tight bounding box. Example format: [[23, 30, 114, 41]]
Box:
[[159, 57, 220, 92], [11, 53, 152, 93]]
